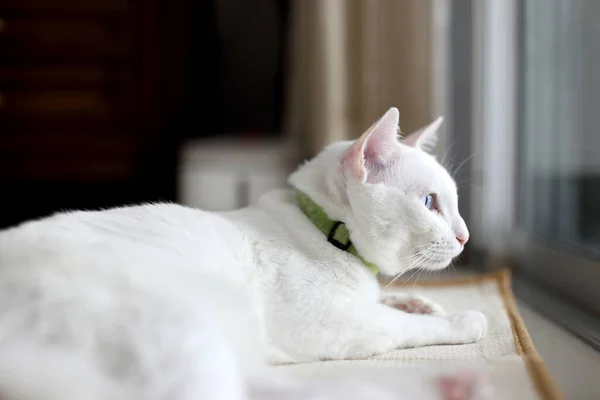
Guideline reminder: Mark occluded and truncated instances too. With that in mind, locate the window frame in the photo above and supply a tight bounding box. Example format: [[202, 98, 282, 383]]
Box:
[[468, 0, 600, 315]]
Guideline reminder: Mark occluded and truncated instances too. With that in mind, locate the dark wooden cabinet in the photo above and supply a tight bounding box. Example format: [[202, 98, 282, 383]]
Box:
[[0, 0, 291, 228], [0, 16, 133, 59], [0, 0, 129, 13], [0, 0, 168, 227]]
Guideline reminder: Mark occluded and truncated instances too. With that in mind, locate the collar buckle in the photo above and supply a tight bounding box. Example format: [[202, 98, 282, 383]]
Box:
[[327, 221, 352, 251]]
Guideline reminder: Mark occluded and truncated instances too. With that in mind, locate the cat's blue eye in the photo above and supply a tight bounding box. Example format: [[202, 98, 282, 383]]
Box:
[[421, 193, 434, 210]]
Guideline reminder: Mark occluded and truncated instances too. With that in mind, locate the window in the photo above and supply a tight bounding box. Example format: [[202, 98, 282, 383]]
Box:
[[463, 0, 600, 338]]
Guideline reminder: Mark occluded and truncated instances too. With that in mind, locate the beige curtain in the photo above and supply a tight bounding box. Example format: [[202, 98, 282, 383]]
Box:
[[284, 0, 433, 157]]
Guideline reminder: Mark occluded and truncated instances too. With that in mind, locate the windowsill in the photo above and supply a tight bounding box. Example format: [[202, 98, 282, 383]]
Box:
[[387, 266, 600, 399], [518, 301, 600, 399]]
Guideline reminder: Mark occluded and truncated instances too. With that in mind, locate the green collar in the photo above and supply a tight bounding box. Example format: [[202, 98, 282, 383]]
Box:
[[296, 191, 379, 275]]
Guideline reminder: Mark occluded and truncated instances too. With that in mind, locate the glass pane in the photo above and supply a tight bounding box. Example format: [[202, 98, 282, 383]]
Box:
[[519, 0, 600, 256]]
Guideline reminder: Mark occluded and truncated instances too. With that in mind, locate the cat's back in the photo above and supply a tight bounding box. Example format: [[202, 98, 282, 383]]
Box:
[[0, 203, 251, 279], [1, 203, 217, 250]]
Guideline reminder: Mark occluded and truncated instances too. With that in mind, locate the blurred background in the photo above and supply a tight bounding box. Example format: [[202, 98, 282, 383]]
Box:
[[1, 0, 600, 394]]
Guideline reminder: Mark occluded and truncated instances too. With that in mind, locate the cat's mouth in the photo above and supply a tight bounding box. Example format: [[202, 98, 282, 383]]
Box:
[[396, 241, 462, 275], [419, 240, 465, 267], [416, 257, 451, 271], [412, 250, 457, 271]]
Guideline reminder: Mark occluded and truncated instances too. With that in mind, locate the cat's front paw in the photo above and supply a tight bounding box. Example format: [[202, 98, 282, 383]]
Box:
[[447, 311, 487, 344], [381, 294, 445, 316]]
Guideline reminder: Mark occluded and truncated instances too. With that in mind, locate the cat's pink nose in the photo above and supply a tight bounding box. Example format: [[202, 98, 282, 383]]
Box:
[[456, 233, 469, 246]]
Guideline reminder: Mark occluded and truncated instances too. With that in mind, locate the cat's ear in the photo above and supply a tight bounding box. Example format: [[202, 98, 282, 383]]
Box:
[[344, 107, 401, 182], [402, 117, 444, 154]]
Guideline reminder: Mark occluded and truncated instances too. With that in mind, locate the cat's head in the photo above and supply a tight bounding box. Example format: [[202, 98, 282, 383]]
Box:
[[290, 107, 468, 277]]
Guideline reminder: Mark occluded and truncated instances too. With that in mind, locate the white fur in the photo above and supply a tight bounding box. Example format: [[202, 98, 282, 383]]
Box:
[[0, 108, 486, 399]]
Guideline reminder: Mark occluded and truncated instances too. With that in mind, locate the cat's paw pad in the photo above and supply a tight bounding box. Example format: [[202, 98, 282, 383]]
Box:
[[436, 370, 486, 400], [447, 311, 487, 343], [381, 294, 445, 316]]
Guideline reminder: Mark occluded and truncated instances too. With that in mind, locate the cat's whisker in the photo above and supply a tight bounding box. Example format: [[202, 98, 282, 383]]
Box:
[[409, 267, 426, 288], [400, 254, 431, 281], [450, 153, 477, 180], [397, 248, 431, 267], [440, 140, 458, 170], [392, 243, 435, 290], [454, 178, 473, 188], [394, 254, 425, 275], [412, 262, 429, 288], [449, 261, 457, 273], [413, 242, 436, 250], [384, 252, 431, 290], [405, 249, 436, 281], [404, 266, 423, 284], [402, 248, 429, 260], [407, 247, 442, 287], [383, 274, 404, 290], [445, 150, 471, 167], [423, 267, 432, 282]]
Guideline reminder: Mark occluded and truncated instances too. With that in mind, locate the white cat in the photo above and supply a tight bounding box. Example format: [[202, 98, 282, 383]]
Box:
[[0, 108, 487, 400]]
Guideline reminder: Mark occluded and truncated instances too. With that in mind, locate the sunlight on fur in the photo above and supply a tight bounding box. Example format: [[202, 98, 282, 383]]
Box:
[[0, 108, 486, 400]]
